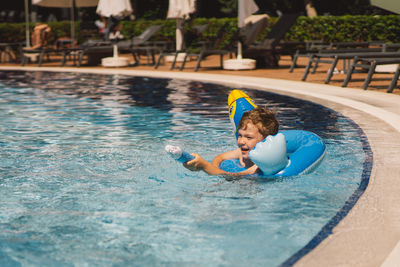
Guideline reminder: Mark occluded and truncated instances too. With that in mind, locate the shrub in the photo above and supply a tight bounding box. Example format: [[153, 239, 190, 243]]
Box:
[[1, 15, 400, 49]]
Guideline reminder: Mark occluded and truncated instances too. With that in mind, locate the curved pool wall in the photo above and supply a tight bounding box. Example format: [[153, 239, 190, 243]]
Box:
[[1, 66, 400, 267]]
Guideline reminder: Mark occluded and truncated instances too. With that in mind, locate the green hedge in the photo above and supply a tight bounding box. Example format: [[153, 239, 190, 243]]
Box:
[[1, 15, 400, 47], [286, 15, 400, 43]]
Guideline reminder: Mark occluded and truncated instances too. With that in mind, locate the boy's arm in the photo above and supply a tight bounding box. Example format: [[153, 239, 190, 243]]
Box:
[[184, 153, 225, 175], [211, 148, 241, 167], [185, 153, 258, 176]]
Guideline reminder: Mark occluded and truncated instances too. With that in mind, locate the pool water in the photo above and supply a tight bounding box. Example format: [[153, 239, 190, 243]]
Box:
[[0, 71, 371, 266]]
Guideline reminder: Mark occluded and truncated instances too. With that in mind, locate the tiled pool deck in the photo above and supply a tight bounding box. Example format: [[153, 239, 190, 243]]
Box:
[[1, 55, 400, 266]]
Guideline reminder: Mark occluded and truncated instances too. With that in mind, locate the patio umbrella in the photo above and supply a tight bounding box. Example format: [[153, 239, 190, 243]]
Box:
[[237, 0, 258, 60], [96, 0, 133, 39], [370, 0, 400, 14], [167, 0, 196, 51], [96, 0, 133, 18], [96, 0, 133, 67], [32, 0, 99, 47], [223, 0, 259, 70]]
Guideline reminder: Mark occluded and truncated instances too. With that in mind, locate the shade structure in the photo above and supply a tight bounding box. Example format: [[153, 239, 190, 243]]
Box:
[[96, 0, 133, 66], [32, 0, 99, 47], [167, 0, 196, 51], [371, 0, 400, 14], [167, 0, 195, 18], [237, 0, 258, 59], [32, 0, 98, 7], [96, 0, 133, 18], [238, 0, 258, 28], [224, 0, 259, 70]]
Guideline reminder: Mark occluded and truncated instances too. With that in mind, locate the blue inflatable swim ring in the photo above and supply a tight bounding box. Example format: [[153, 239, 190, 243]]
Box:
[[223, 89, 326, 177], [219, 130, 326, 177]]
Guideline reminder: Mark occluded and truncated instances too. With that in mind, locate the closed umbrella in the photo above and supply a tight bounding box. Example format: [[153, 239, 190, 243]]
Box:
[[224, 0, 259, 70], [32, 0, 99, 47], [237, 0, 258, 60], [96, 0, 133, 18], [370, 0, 400, 14], [96, 0, 133, 67], [96, 0, 133, 40], [167, 0, 196, 51]]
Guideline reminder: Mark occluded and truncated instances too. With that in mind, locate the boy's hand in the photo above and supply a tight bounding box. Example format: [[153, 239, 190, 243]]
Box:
[[184, 153, 206, 171], [242, 164, 259, 175]]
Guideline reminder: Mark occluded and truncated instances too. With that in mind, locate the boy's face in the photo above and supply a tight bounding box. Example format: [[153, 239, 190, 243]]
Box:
[[237, 122, 264, 160]]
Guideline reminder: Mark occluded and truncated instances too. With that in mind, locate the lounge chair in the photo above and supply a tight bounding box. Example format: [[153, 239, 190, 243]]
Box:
[[289, 41, 388, 72], [130, 25, 164, 65], [60, 40, 111, 66], [174, 16, 269, 71], [236, 14, 269, 50], [388, 64, 400, 93], [178, 22, 232, 71], [241, 13, 300, 67], [21, 23, 59, 66], [302, 42, 373, 76], [288, 40, 328, 72], [341, 53, 400, 91], [300, 42, 400, 82], [68, 25, 163, 66], [154, 24, 209, 69]]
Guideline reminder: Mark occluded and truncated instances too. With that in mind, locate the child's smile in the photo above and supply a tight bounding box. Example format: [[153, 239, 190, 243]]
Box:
[[238, 123, 265, 160]]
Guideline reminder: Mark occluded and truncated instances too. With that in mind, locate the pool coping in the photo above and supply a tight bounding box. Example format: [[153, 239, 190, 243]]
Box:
[[2, 66, 400, 266]]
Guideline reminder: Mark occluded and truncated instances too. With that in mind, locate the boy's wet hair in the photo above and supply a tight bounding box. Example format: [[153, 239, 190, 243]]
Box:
[[239, 107, 279, 138]]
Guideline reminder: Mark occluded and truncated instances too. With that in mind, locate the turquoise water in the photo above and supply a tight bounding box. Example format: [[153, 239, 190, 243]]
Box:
[[0, 71, 370, 266]]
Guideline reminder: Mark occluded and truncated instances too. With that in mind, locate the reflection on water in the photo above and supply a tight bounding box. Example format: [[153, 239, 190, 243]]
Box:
[[0, 70, 339, 131]]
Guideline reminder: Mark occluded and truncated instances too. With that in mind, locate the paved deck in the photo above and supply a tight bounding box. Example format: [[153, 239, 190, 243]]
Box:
[[1, 54, 400, 266]]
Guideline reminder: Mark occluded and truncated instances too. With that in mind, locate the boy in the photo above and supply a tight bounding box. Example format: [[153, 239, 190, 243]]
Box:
[[185, 107, 279, 176]]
